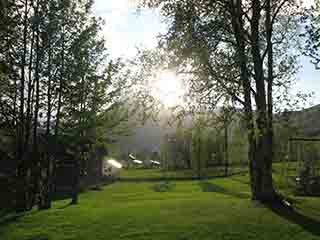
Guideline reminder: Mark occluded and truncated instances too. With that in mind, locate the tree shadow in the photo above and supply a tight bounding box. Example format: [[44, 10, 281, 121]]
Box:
[[0, 212, 24, 226], [198, 181, 250, 199], [152, 181, 176, 192], [266, 203, 320, 237], [0, 208, 41, 228], [22, 234, 49, 240], [0, 209, 11, 219]]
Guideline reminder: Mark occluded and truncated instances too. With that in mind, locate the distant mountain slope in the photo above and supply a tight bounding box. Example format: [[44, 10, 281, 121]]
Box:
[[288, 104, 320, 137], [117, 118, 173, 155], [115, 104, 320, 157], [115, 109, 179, 155]]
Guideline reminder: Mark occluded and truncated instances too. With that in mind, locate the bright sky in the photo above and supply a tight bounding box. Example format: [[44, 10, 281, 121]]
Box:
[[93, 0, 320, 106], [93, 0, 166, 58]]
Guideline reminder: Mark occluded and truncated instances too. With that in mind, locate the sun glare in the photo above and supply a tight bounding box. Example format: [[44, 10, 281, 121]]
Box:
[[151, 71, 186, 107]]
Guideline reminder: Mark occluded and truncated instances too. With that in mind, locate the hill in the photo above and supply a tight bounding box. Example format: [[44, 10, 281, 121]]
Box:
[[287, 104, 320, 137], [114, 104, 320, 158]]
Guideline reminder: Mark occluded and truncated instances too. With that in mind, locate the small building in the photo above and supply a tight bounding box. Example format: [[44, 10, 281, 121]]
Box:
[[103, 159, 123, 179]]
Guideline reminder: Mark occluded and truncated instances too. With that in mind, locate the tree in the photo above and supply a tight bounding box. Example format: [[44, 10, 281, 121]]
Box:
[[218, 105, 236, 176], [141, 0, 301, 202], [0, 0, 131, 211], [304, 0, 320, 69]]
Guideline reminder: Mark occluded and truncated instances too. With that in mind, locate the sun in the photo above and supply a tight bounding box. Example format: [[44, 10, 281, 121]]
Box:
[[150, 71, 185, 107]]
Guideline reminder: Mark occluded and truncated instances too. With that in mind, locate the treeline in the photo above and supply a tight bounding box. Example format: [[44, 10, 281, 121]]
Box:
[[0, 0, 129, 211], [159, 108, 314, 176], [159, 110, 248, 174]]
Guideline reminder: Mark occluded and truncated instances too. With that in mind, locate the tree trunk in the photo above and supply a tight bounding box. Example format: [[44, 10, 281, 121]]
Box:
[[55, 10, 65, 137], [46, 43, 52, 136], [230, 0, 257, 199], [197, 129, 201, 178], [25, 28, 35, 151], [224, 122, 229, 176], [70, 156, 80, 205], [250, 0, 276, 202], [185, 138, 192, 169], [266, 0, 274, 166], [16, 0, 29, 212], [40, 35, 53, 210], [229, 0, 276, 202], [32, 0, 41, 208]]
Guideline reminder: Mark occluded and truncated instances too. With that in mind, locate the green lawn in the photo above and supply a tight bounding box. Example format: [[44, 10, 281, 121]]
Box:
[[120, 166, 247, 179], [0, 174, 320, 240]]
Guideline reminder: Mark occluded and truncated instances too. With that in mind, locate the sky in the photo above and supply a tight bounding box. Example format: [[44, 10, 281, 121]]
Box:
[[92, 0, 320, 106], [92, 0, 166, 58]]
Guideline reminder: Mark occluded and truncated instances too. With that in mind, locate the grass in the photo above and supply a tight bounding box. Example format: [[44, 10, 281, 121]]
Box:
[[120, 166, 247, 179], [1, 173, 320, 240]]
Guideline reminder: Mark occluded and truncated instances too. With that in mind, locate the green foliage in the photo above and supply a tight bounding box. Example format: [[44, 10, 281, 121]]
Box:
[[191, 116, 207, 172], [0, 0, 135, 210], [304, 0, 320, 69], [227, 117, 248, 165], [159, 141, 168, 166], [159, 111, 250, 173]]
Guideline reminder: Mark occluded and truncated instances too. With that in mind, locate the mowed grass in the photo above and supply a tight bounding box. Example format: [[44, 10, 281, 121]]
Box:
[[1, 174, 320, 240], [120, 166, 247, 179]]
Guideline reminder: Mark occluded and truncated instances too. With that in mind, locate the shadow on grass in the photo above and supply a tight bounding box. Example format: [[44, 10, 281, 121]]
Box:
[[0, 212, 24, 226], [152, 181, 176, 192], [266, 203, 320, 237], [22, 235, 49, 240], [198, 181, 250, 199], [0, 208, 40, 228], [0, 209, 11, 218]]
